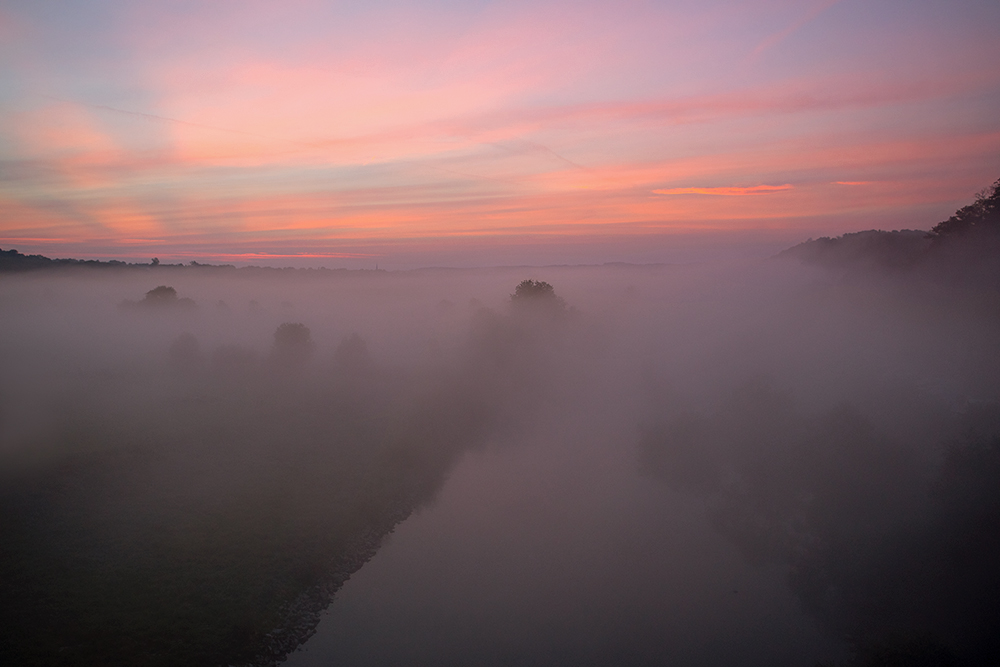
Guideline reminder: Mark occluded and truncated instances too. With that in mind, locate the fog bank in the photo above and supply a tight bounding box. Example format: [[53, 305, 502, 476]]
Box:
[[1, 253, 998, 665]]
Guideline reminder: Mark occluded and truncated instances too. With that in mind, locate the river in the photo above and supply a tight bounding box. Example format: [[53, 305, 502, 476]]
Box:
[[282, 396, 842, 667]]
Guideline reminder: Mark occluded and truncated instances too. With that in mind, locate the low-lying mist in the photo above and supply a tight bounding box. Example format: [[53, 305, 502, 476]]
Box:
[[1, 247, 998, 665]]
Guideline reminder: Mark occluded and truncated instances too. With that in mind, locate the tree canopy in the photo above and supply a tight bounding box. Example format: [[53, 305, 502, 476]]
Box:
[[126, 285, 197, 310], [144, 285, 178, 303], [510, 279, 566, 312], [931, 177, 1000, 238]]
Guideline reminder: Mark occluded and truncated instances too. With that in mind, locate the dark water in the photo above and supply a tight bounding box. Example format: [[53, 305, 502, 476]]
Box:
[[283, 404, 842, 667]]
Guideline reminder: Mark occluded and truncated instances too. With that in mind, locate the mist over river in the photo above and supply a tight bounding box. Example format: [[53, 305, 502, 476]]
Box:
[[2, 250, 998, 666], [283, 414, 840, 667]]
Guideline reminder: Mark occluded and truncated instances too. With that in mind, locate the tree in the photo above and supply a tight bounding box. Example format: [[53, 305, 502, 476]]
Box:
[[132, 285, 197, 309], [510, 279, 566, 312], [931, 178, 1000, 238], [143, 285, 178, 304]]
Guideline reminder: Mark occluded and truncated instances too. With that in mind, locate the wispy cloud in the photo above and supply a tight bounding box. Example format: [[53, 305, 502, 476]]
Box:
[[654, 185, 793, 196]]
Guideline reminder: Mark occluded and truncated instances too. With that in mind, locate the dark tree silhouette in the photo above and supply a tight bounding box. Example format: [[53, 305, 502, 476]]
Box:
[[0, 248, 54, 271], [510, 279, 566, 312], [125, 285, 197, 309], [512, 279, 554, 300], [144, 285, 178, 304], [931, 178, 1000, 238]]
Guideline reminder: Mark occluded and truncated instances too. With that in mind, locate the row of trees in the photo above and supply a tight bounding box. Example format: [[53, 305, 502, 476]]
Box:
[[931, 177, 1000, 238]]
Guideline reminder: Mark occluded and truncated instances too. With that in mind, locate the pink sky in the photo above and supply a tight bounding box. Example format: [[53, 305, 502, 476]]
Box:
[[1, 0, 998, 267]]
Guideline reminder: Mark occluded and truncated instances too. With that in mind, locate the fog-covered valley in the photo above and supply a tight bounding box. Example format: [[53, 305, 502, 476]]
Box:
[[1, 241, 998, 665]]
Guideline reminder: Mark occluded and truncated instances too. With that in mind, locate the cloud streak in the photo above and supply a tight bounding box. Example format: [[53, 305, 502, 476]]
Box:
[[654, 185, 793, 196]]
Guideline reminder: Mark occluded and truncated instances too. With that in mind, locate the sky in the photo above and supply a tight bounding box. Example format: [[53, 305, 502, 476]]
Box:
[[1, 0, 998, 268]]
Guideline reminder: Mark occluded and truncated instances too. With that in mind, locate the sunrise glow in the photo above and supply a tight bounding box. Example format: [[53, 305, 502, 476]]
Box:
[[1, 0, 998, 267]]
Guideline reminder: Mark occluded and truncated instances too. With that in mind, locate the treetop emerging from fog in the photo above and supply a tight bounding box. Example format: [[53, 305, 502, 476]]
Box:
[[510, 280, 566, 312], [118, 285, 197, 311]]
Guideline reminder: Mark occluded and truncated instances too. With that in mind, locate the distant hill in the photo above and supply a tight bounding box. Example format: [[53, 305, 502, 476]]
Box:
[[0, 248, 139, 272], [777, 229, 932, 270], [777, 178, 1000, 284]]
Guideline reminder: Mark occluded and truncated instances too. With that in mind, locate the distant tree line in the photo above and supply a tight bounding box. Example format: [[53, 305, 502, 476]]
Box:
[[0, 249, 361, 275], [778, 177, 1000, 280], [0, 248, 135, 271]]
